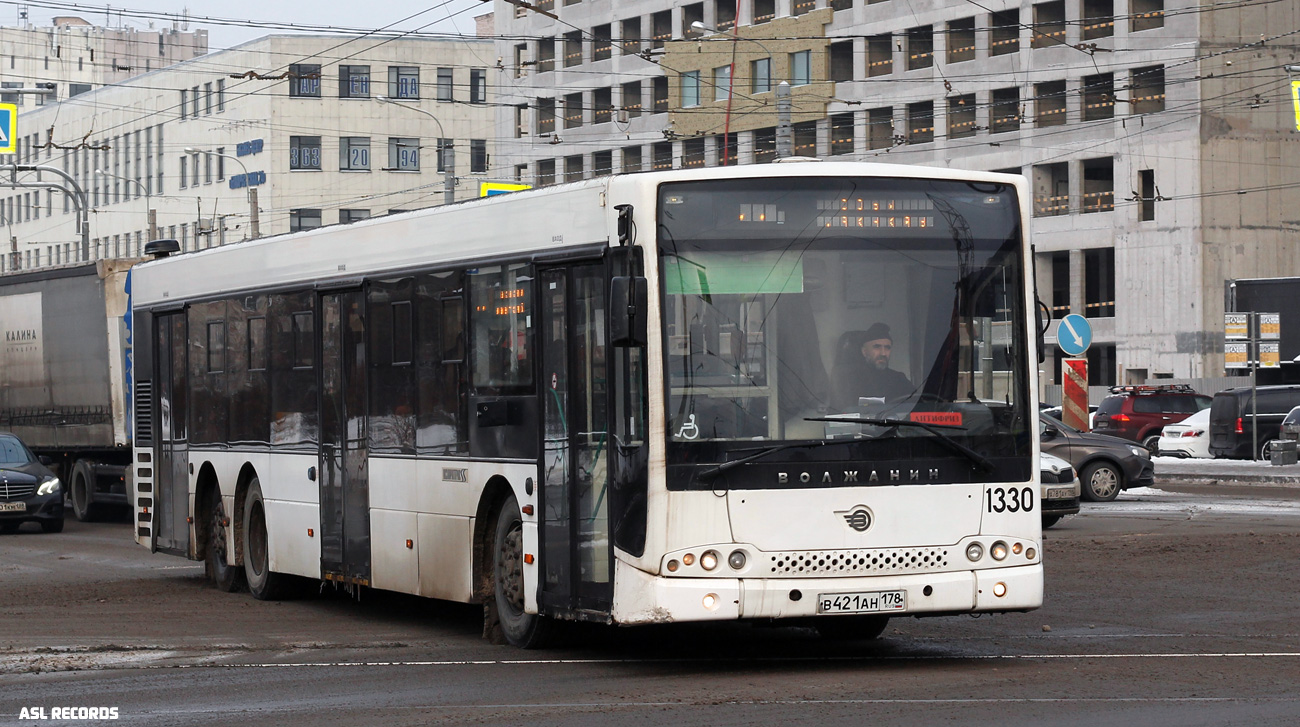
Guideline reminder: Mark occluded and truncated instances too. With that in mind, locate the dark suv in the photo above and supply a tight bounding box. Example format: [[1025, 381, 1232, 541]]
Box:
[[1092, 385, 1212, 452], [1208, 385, 1300, 460]]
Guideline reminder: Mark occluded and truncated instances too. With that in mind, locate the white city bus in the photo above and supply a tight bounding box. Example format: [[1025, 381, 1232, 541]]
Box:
[[132, 162, 1043, 647]]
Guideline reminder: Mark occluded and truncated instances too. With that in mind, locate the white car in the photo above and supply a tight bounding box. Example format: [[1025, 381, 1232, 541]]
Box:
[[1040, 451, 1080, 529], [1155, 407, 1212, 458]]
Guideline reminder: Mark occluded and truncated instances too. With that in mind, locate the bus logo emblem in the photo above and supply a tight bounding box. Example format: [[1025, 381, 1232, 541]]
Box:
[[838, 506, 873, 532]]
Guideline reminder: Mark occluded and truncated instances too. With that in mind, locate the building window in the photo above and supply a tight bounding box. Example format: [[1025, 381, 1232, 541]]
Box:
[[793, 120, 817, 156], [470, 139, 487, 173], [753, 127, 776, 163], [341, 137, 371, 170], [947, 18, 975, 64], [683, 138, 705, 168], [622, 145, 642, 172], [1082, 0, 1114, 40], [1132, 0, 1164, 32], [653, 141, 673, 170], [593, 24, 612, 61], [651, 10, 671, 49], [682, 3, 704, 37], [907, 101, 934, 144], [204, 151, 212, 184], [389, 137, 420, 171], [713, 65, 732, 102], [829, 41, 853, 82], [565, 155, 584, 182], [564, 92, 583, 128], [290, 136, 322, 170], [563, 31, 583, 67], [868, 107, 893, 149], [1131, 66, 1165, 114], [621, 18, 642, 56], [1033, 162, 1069, 216], [681, 71, 701, 107], [514, 104, 527, 137], [615, 83, 639, 122], [340, 209, 370, 224], [949, 95, 977, 139], [753, 0, 775, 24], [1087, 344, 1117, 386], [389, 66, 419, 99], [536, 97, 556, 135], [790, 50, 811, 86], [536, 158, 556, 186], [470, 68, 486, 103], [178, 89, 186, 119], [907, 26, 933, 70], [290, 209, 322, 232], [593, 149, 612, 176], [1048, 251, 1070, 317], [1084, 247, 1115, 318], [1035, 81, 1067, 127], [593, 87, 613, 123], [715, 132, 737, 165], [216, 147, 225, 180], [1081, 157, 1114, 213], [751, 57, 771, 93], [436, 139, 450, 172], [537, 37, 555, 73], [830, 112, 854, 155], [204, 81, 213, 113], [514, 43, 527, 78], [339, 65, 370, 98], [217, 79, 225, 111], [1139, 169, 1156, 221], [991, 87, 1020, 133], [991, 10, 1020, 55], [1033, 2, 1066, 48], [69, 83, 91, 97], [289, 63, 321, 97], [652, 77, 668, 113], [179, 156, 187, 188], [1082, 73, 1114, 121], [867, 34, 892, 77], [436, 68, 453, 101]]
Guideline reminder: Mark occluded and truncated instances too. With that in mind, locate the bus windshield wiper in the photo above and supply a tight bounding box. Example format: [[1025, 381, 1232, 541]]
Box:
[[696, 439, 866, 482], [802, 416, 996, 474]]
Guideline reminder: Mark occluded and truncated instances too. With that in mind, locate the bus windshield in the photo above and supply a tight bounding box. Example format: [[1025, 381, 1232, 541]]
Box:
[[658, 177, 1032, 490]]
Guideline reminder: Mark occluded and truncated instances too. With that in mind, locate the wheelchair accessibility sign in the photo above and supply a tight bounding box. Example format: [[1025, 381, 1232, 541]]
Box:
[[0, 103, 15, 155]]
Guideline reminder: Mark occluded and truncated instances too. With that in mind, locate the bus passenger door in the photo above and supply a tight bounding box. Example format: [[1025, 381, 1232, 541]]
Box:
[[538, 264, 613, 616], [319, 290, 371, 584], [153, 312, 189, 556]]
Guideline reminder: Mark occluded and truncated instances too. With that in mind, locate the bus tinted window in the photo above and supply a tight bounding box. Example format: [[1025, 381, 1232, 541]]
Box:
[[470, 264, 534, 390], [369, 277, 417, 455], [271, 292, 318, 448], [417, 271, 469, 455], [188, 301, 228, 445]]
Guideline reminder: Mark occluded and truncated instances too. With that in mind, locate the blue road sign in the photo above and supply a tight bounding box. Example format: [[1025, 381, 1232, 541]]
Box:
[[0, 103, 16, 155], [1057, 313, 1093, 357]]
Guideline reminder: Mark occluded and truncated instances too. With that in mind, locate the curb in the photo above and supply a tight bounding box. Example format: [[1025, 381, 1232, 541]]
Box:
[[1155, 473, 1300, 488]]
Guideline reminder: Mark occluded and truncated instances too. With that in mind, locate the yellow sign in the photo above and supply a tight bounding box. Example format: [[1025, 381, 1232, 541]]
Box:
[[1260, 312, 1280, 340], [1225, 342, 1249, 369], [1261, 342, 1280, 369], [479, 181, 532, 197], [0, 102, 15, 155], [1224, 313, 1249, 340], [1293, 80, 1300, 132]]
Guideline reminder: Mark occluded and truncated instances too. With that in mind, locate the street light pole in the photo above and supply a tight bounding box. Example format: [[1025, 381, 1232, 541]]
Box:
[[95, 168, 155, 245], [185, 147, 258, 240], [377, 96, 455, 206]]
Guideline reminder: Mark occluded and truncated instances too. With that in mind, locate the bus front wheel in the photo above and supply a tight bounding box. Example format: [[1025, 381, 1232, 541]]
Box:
[[491, 495, 551, 649]]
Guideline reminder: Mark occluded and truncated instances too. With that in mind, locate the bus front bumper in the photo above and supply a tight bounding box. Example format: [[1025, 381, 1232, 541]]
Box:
[[611, 560, 1043, 625]]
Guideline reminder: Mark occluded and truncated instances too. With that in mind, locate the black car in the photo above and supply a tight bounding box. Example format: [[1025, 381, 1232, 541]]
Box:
[[1039, 414, 1154, 502], [0, 433, 64, 534], [1208, 385, 1300, 460]]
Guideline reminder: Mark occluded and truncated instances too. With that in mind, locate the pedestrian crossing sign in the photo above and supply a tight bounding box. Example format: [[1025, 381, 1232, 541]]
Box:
[[479, 181, 531, 197], [0, 103, 15, 155], [1292, 80, 1300, 132]]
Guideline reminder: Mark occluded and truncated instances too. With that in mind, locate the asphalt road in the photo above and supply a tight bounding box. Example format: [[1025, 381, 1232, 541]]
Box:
[[3, 482, 1300, 727]]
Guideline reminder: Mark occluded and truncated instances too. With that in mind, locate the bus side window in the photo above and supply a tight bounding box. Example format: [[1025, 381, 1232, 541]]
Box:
[[416, 271, 469, 455]]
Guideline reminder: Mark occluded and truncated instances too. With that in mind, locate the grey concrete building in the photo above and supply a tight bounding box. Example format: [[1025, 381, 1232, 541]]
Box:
[[1, 34, 497, 272], [493, 0, 1300, 383]]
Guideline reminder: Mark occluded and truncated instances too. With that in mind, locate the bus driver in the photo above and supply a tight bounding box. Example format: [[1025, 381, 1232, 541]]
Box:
[[832, 322, 914, 408]]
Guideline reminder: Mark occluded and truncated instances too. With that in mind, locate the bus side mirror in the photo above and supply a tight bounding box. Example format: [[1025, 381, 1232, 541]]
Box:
[[610, 276, 648, 347]]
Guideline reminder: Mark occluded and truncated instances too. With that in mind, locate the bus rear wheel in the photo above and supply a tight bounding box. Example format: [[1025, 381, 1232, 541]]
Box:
[[492, 495, 551, 649], [206, 487, 245, 593], [242, 478, 293, 601], [814, 615, 890, 641]]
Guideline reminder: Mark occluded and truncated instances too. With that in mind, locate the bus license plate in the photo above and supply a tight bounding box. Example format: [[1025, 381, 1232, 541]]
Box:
[[0, 502, 26, 512], [817, 590, 906, 614]]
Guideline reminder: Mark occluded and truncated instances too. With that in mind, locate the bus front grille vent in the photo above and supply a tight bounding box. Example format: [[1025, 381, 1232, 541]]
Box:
[[768, 548, 950, 577]]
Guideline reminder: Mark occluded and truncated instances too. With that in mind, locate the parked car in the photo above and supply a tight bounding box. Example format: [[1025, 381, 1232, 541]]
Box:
[[0, 432, 64, 534], [1092, 384, 1212, 452], [1282, 406, 1300, 444], [1039, 414, 1154, 502], [1208, 385, 1300, 459], [1041, 404, 1097, 430], [1155, 408, 1212, 459], [1039, 451, 1080, 529]]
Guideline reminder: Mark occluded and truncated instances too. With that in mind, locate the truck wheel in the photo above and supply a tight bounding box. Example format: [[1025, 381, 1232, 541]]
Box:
[[491, 495, 551, 649], [205, 487, 245, 593], [70, 460, 103, 522], [242, 478, 293, 601]]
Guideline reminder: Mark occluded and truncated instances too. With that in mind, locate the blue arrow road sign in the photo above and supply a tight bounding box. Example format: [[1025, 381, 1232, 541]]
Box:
[[0, 103, 15, 155], [1057, 313, 1093, 357]]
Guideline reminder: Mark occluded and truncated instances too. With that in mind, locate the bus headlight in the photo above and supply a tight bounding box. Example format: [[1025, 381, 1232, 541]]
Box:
[[965, 542, 984, 562], [728, 550, 747, 570], [991, 541, 1009, 561], [700, 550, 719, 571], [36, 477, 61, 496]]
